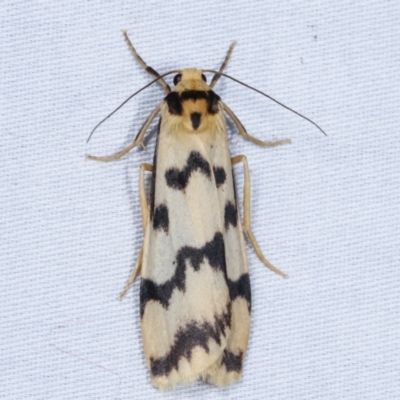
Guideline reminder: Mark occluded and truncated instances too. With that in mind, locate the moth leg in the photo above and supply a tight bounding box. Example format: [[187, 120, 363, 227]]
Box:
[[231, 155, 288, 278], [86, 103, 161, 162], [119, 245, 143, 300], [123, 31, 170, 94], [223, 102, 291, 147], [119, 163, 153, 300]]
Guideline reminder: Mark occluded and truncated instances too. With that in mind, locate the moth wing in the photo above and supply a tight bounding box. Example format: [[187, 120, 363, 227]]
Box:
[[140, 105, 251, 389]]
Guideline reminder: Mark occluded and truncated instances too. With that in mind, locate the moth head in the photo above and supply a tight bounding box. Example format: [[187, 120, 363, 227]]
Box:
[[172, 68, 209, 91]]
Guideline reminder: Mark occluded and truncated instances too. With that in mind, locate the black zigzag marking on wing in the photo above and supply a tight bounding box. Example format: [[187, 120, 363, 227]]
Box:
[[222, 350, 243, 373], [227, 273, 251, 312], [140, 232, 227, 317], [150, 306, 231, 377], [224, 201, 238, 230], [153, 204, 169, 233], [213, 166, 226, 188], [165, 151, 211, 190]]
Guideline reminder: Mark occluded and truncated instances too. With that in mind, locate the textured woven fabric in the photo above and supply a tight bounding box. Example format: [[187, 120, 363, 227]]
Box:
[[2, 1, 400, 398]]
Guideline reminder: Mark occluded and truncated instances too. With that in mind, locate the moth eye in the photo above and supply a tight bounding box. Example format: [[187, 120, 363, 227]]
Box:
[[201, 74, 207, 82], [173, 74, 182, 85]]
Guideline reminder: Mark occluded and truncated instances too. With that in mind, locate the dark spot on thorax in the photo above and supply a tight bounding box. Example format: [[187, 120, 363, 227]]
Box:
[[165, 90, 220, 116], [191, 112, 201, 130]]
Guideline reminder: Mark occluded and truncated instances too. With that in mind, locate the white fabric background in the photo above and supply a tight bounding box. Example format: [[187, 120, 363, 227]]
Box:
[[2, 1, 399, 399]]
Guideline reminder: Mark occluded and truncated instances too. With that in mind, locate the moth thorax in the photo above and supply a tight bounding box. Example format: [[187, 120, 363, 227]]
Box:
[[165, 85, 221, 133], [182, 98, 209, 132]]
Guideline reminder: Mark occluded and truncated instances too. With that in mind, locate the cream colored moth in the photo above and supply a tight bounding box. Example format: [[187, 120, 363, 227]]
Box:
[[87, 32, 326, 390]]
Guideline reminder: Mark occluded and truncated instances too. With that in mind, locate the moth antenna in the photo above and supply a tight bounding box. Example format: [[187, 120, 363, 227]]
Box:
[[204, 70, 327, 136], [209, 41, 237, 89], [87, 70, 178, 143], [123, 31, 171, 94]]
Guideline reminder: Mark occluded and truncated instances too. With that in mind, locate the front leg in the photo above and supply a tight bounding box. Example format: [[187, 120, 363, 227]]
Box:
[[119, 163, 153, 300], [224, 102, 291, 147], [86, 104, 161, 162], [231, 155, 287, 278]]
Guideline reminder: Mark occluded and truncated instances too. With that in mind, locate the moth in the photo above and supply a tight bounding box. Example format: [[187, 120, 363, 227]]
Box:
[[87, 32, 325, 389]]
